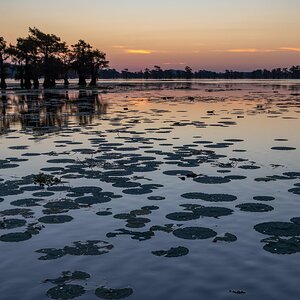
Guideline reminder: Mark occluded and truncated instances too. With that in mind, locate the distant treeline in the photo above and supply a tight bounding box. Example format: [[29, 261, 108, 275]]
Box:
[[1, 28, 300, 90], [0, 27, 108, 89], [98, 66, 300, 80]]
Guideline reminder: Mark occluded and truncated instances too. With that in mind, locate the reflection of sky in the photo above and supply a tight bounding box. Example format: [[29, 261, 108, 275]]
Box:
[[1, 0, 300, 71]]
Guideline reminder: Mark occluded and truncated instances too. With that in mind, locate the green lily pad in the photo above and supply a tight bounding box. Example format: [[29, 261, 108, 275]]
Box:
[[254, 222, 300, 236], [95, 286, 133, 299], [166, 212, 198, 221], [173, 227, 217, 240], [0, 208, 34, 218], [0, 232, 32, 242], [152, 246, 189, 257], [193, 176, 231, 184], [181, 193, 237, 202], [194, 206, 234, 218], [289, 188, 300, 195], [236, 203, 274, 212], [38, 215, 73, 224], [44, 271, 90, 285], [122, 188, 152, 195], [261, 236, 300, 254], [213, 233, 237, 243], [253, 196, 275, 201], [11, 198, 43, 207], [0, 218, 26, 229], [46, 284, 85, 299], [147, 196, 165, 201], [271, 146, 296, 151]]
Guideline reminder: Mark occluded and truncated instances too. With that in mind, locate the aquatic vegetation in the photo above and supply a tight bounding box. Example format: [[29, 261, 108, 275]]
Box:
[[254, 222, 300, 237], [0, 231, 32, 242], [33, 173, 61, 187], [0, 82, 299, 299], [236, 203, 274, 212], [152, 246, 189, 257], [181, 192, 237, 202], [95, 286, 133, 299], [253, 196, 275, 201], [173, 227, 217, 240], [47, 284, 85, 299], [194, 206, 234, 218], [44, 271, 91, 285], [36, 240, 113, 260], [166, 212, 199, 221], [0, 218, 26, 229], [38, 215, 73, 224], [213, 233, 237, 243]]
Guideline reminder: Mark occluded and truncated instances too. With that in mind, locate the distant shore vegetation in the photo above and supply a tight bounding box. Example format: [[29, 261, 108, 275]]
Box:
[[1, 28, 300, 90]]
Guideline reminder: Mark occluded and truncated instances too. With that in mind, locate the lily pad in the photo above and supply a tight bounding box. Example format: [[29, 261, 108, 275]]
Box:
[[0, 218, 26, 229], [213, 233, 237, 243], [44, 271, 90, 285], [166, 212, 198, 221], [46, 284, 85, 299], [271, 146, 296, 151], [173, 227, 217, 240], [147, 196, 165, 201], [236, 203, 274, 212], [181, 193, 237, 202], [253, 196, 275, 201], [254, 222, 300, 236], [38, 215, 73, 224], [288, 188, 300, 195], [195, 206, 234, 218], [95, 286, 133, 299], [0, 232, 32, 242], [193, 176, 231, 184], [152, 246, 189, 257], [261, 236, 300, 255]]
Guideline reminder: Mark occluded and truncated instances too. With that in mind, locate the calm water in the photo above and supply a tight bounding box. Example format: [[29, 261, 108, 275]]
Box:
[[0, 80, 300, 300]]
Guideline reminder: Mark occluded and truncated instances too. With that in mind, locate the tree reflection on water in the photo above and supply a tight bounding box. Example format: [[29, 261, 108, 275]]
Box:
[[0, 89, 108, 133]]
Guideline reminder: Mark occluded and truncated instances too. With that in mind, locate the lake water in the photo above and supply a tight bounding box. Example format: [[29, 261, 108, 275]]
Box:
[[0, 80, 300, 300]]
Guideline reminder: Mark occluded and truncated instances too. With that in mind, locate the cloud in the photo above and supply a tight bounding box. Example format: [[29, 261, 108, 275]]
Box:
[[112, 45, 127, 49], [126, 49, 153, 54], [214, 49, 276, 53], [227, 49, 258, 53], [163, 62, 185, 65], [280, 47, 300, 52]]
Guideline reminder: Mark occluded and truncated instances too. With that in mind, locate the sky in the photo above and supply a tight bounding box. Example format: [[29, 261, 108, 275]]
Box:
[[1, 0, 300, 71]]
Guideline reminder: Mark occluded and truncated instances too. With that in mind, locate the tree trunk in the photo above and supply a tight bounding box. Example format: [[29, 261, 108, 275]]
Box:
[[43, 78, 52, 89], [33, 77, 39, 89], [89, 76, 97, 86], [50, 78, 56, 87], [24, 60, 32, 89], [0, 59, 7, 89], [64, 72, 69, 86], [78, 75, 86, 86], [25, 77, 32, 89]]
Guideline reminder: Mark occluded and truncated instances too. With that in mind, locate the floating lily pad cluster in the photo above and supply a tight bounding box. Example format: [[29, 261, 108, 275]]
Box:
[[36, 240, 113, 260], [254, 219, 300, 254], [44, 270, 133, 299]]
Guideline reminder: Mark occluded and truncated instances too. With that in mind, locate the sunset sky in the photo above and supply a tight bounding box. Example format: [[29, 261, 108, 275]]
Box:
[[1, 0, 300, 71]]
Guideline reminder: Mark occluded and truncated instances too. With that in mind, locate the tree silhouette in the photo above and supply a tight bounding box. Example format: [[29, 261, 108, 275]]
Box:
[[89, 49, 108, 86], [8, 37, 38, 89], [185, 66, 193, 79], [71, 40, 93, 86], [71, 40, 108, 86], [29, 27, 67, 88], [0, 37, 10, 89]]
